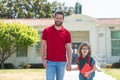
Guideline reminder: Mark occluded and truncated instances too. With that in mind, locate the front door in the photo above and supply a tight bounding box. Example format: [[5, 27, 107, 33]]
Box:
[[72, 42, 81, 64], [72, 42, 81, 53]]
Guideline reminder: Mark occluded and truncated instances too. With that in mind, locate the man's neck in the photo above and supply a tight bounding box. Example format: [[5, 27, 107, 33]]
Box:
[[54, 25, 63, 30]]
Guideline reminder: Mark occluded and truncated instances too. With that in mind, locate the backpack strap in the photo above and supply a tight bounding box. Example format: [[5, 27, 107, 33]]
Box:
[[77, 57, 80, 66], [87, 56, 91, 65]]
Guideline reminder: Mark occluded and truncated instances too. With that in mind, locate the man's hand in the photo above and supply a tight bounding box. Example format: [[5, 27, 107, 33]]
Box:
[[66, 63, 71, 71], [42, 58, 47, 68]]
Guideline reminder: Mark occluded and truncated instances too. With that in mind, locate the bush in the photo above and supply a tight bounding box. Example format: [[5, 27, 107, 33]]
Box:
[[106, 64, 112, 68], [29, 63, 44, 68], [112, 62, 120, 68], [0, 63, 14, 69]]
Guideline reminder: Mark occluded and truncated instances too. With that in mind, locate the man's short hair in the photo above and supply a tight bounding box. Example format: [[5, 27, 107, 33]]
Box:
[[54, 11, 64, 19]]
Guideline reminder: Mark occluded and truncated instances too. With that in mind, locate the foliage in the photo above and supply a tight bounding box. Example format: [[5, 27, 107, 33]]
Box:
[[0, 21, 40, 69], [51, 1, 74, 16], [0, 0, 74, 18]]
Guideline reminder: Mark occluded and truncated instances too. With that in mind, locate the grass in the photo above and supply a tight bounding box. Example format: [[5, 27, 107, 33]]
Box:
[[0, 69, 46, 80], [103, 68, 120, 80], [1, 68, 120, 80]]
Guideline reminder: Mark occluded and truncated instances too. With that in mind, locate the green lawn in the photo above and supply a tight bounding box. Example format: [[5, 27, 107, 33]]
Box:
[[0, 69, 46, 80], [1, 68, 120, 80], [103, 68, 120, 80]]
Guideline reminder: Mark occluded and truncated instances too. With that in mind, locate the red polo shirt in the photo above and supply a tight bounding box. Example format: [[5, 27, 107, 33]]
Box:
[[42, 25, 71, 61]]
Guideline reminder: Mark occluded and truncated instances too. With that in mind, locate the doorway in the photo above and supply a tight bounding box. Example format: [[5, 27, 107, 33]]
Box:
[[72, 42, 81, 64]]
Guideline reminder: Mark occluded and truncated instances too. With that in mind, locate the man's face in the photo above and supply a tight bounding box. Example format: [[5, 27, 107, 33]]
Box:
[[54, 14, 64, 27]]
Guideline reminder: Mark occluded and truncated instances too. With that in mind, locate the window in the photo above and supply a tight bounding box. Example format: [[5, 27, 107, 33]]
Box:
[[16, 47, 28, 57], [111, 31, 120, 56]]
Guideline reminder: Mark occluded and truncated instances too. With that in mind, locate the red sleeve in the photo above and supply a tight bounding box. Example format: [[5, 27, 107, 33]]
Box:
[[41, 29, 47, 40], [66, 32, 71, 43]]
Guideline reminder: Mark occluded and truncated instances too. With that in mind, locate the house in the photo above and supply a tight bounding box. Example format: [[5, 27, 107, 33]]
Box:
[[96, 18, 120, 67], [1, 14, 120, 68], [1, 2, 120, 68], [63, 14, 120, 67]]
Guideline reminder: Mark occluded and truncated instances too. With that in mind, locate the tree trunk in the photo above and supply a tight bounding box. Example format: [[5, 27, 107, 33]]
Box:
[[1, 60, 5, 69]]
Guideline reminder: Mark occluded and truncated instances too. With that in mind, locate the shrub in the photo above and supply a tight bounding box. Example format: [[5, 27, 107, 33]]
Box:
[[0, 63, 14, 69], [29, 63, 44, 68]]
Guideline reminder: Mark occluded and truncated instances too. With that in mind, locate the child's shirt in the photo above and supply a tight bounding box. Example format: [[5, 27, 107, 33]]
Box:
[[77, 56, 95, 77]]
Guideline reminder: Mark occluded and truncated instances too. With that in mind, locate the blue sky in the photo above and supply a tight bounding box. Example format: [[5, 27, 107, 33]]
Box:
[[47, 0, 120, 18]]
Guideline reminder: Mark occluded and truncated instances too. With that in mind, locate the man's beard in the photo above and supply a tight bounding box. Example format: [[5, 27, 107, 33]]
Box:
[[55, 21, 63, 26]]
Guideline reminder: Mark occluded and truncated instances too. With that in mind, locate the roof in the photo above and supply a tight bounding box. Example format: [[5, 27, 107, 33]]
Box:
[[1, 18, 54, 27], [1, 18, 120, 27], [96, 18, 120, 26]]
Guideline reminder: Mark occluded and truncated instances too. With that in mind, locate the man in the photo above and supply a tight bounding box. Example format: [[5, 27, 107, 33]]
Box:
[[40, 11, 72, 80]]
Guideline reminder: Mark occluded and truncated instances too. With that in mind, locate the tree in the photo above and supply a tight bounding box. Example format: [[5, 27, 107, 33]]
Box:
[[31, 0, 53, 18], [0, 21, 40, 69], [0, 0, 74, 18], [51, 1, 74, 16]]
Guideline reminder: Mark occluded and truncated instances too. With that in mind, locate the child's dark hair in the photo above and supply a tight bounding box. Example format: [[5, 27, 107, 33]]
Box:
[[78, 42, 92, 57], [54, 11, 64, 19]]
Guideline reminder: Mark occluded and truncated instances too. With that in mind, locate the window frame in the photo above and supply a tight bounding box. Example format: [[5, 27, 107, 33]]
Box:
[[111, 30, 120, 56]]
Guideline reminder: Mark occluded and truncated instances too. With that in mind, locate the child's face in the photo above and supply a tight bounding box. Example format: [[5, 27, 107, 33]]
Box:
[[81, 46, 89, 57]]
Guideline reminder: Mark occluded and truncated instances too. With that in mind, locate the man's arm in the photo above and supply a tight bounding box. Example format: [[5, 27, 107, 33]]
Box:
[[40, 39, 47, 68], [66, 43, 72, 71]]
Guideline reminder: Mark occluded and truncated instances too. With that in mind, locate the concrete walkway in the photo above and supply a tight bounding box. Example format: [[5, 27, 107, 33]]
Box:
[[64, 65, 116, 80]]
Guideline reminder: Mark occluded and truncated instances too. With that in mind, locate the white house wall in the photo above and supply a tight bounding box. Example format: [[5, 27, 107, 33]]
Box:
[[5, 53, 29, 68], [95, 26, 107, 67], [5, 46, 42, 68], [27, 46, 42, 64], [106, 26, 120, 64], [89, 27, 98, 57]]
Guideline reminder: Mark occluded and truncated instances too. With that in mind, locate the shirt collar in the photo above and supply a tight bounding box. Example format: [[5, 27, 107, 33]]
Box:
[[52, 25, 64, 32], [80, 55, 87, 60]]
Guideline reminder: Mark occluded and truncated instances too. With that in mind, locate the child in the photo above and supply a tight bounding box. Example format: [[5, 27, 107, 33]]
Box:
[[71, 42, 96, 80]]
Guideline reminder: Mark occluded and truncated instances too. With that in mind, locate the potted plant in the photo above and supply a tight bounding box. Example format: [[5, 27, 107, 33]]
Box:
[[19, 61, 31, 69], [24, 63, 31, 69]]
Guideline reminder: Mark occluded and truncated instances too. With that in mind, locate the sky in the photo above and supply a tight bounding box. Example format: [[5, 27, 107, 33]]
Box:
[[47, 0, 120, 18]]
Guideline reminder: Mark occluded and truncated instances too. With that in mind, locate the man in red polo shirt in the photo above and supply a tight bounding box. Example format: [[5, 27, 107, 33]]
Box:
[[40, 11, 72, 80]]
